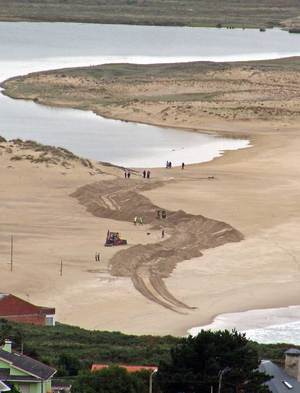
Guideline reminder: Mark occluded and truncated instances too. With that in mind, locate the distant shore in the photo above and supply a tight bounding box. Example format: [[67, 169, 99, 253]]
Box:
[[0, 0, 299, 29]]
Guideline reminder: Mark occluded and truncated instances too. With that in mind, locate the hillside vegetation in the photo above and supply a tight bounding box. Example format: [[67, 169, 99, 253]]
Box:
[[0, 0, 299, 28], [0, 319, 178, 372], [0, 319, 299, 375]]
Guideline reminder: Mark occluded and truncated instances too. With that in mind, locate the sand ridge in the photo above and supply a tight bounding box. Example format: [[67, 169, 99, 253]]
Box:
[[4, 59, 300, 134]]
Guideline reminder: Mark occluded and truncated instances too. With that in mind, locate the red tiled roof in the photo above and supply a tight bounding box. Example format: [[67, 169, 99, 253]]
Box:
[[91, 364, 158, 373], [0, 294, 55, 316]]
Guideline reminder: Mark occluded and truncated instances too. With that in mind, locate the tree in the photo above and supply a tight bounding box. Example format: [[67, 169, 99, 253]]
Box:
[[57, 353, 81, 376], [157, 330, 271, 393], [72, 366, 149, 393]]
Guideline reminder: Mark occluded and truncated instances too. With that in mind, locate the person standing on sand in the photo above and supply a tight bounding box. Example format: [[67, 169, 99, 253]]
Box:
[[166, 161, 169, 169], [162, 229, 165, 238], [124, 171, 127, 178], [182, 162, 185, 170], [143, 170, 146, 178], [128, 171, 131, 179], [147, 170, 151, 179]]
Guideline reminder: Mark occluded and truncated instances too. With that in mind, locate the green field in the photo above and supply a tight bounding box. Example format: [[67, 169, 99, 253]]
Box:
[[0, 0, 299, 28]]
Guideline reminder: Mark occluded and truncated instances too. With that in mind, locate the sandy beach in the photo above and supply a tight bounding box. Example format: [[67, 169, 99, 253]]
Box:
[[1, 59, 300, 336]]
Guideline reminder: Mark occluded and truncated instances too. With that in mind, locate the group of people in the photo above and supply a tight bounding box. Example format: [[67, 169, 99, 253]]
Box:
[[166, 161, 185, 169], [124, 170, 152, 179], [124, 162, 185, 180], [142, 170, 151, 179], [157, 209, 167, 220], [124, 161, 185, 179], [134, 216, 144, 225]]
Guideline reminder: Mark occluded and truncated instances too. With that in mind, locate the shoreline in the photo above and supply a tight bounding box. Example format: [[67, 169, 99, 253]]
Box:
[[0, 18, 268, 29], [188, 305, 300, 344]]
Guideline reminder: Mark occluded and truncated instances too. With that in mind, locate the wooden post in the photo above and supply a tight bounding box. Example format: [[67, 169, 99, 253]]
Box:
[[10, 235, 13, 272], [60, 259, 63, 276]]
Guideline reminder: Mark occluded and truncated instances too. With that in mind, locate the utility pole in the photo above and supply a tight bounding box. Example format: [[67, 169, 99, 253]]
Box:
[[149, 369, 158, 393], [10, 235, 13, 272], [60, 259, 63, 276], [218, 367, 231, 393]]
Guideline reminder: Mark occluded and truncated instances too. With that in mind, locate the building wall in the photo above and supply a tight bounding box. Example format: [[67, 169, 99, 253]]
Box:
[[14, 382, 42, 393], [45, 380, 52, 393], [2, 314, 47, 325]]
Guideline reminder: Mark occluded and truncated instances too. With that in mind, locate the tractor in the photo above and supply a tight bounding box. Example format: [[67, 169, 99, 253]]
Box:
[[105, 230, 127, 247]]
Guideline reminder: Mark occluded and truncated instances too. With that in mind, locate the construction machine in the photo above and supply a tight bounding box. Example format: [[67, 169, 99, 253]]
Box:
[[105, 230, 127, 247]]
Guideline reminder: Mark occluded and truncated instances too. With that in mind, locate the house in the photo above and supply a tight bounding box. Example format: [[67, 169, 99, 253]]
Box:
[[91, 364, 158, 373], [260, 348, 300, 393], [0, 294, 55, 326], [0, 339, 56, 393]]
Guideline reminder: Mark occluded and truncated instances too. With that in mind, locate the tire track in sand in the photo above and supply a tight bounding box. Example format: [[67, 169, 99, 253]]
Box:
[[72, 179, 243, 313]]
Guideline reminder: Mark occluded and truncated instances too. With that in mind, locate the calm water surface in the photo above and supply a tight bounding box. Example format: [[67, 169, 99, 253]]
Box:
[[1, 23, 299, 166]]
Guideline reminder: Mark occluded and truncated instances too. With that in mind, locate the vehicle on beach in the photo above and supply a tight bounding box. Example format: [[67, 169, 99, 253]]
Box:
[[105, 230, 127, 246]]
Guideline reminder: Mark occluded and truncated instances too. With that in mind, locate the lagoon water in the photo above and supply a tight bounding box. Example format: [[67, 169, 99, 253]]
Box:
[[1, 22, 300, 166], [0, 94, 249, 167]]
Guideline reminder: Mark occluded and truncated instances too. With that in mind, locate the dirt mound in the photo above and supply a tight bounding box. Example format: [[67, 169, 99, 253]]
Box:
[[72, 179, 243, 312]]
